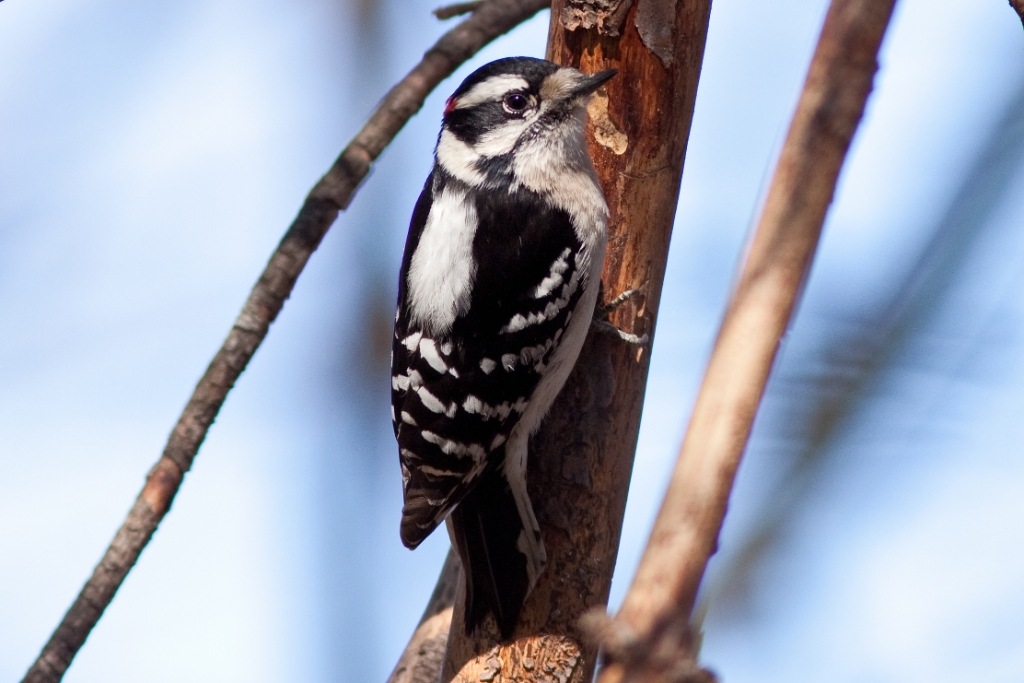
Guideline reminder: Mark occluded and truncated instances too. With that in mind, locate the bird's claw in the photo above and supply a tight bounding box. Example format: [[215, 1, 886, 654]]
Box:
[[591, 319, 649, 346], [595, 288, 643, 318]]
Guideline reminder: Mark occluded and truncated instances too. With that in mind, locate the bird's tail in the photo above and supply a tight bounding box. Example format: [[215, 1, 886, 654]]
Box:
[[447, 463, 545, 639]]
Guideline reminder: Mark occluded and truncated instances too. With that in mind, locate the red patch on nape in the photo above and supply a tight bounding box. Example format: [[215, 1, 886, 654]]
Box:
[[444, 96, 457, 115]]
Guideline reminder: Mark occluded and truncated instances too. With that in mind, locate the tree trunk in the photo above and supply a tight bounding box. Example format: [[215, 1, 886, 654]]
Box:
[[440, 1, 712, 680]]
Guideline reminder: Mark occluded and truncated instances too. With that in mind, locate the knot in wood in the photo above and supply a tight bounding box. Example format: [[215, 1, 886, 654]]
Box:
[[560, 0, 633, 36]]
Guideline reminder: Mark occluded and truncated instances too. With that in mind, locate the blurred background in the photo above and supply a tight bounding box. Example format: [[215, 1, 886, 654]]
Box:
[[2, 0, 1023, 680]]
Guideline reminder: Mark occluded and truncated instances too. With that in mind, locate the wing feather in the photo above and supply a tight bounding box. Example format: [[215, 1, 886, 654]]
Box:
[[392, 172, 587, 547]]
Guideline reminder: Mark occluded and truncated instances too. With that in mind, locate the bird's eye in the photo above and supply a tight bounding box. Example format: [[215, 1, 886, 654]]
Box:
[[503, 93, 530, 114]]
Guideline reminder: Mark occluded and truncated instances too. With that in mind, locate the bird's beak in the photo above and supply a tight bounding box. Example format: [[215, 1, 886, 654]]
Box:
[[570, 69, 618, 98]]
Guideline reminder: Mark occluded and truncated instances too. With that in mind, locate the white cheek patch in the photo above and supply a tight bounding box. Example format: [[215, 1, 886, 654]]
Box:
[[436, 129, 485, 185], [474, 117, 534, 157], [510, 110, 608, 241], [454, 75, 530, 110], [407, 187, 478, 335]]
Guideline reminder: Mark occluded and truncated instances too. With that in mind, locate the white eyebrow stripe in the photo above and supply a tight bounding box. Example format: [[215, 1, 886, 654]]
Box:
[[454, 75, 530, 109]]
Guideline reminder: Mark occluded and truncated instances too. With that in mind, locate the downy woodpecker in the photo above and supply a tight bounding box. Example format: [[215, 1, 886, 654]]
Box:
[[391, 57, 615, 637]]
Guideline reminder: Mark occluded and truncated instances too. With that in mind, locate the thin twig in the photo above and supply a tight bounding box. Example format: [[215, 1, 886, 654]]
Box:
[[594, 1, 898, 681], [434, 1, 485, 19], [19, 2, 549, 681]]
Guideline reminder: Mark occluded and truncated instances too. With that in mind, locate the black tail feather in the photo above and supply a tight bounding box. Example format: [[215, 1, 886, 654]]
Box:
[[448, 465, 530, 639]]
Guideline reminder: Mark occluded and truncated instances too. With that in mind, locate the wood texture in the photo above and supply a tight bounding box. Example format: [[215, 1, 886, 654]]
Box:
[[439, 1, 712, 680], [598, 1, 898, 681], [19, 3, 549, 682]]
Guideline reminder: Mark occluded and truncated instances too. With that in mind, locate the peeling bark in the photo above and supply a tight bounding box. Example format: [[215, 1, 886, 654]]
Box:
[[560, 0, 634, 36]]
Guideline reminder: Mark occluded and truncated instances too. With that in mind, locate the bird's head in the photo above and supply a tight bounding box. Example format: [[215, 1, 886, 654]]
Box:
[[435, 57, 616, 188]]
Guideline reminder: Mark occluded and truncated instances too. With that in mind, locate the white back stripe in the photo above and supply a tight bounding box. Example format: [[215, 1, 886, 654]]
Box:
[[407, 187, 478, 335]]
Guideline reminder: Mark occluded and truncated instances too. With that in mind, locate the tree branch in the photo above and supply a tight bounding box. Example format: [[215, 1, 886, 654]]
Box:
[[438, 0, 712, 681], [434, 1, 486, 20], [19, 2, 548, 681], [593, 1, 898, 680], [700, 73, 1024, 621]]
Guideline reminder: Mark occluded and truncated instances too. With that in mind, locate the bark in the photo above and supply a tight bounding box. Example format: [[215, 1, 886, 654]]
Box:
[[19, 3, 548, 682], [438, 1, 712, 681], [595, 1, 898, 681]]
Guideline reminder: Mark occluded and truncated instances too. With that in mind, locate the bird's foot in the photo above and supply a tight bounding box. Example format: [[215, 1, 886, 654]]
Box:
[[595, 287, 643, 318], [593, 288, 648, 346], [591, 319, 649, 346]]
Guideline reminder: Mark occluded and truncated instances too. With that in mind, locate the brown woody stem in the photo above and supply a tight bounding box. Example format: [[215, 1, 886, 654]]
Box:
[[599, 1, 898, 681], [439, 0, 712, 681]]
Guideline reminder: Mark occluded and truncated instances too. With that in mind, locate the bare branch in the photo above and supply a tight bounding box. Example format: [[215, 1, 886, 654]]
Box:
[[384, 550, 462, 683], [702, 75, 1024, 620], [388, 609, 455, 683], [439, 0, 712, 680], [594, 1, 898, 680], [434, 1, 486, 20], [19, 2, 549, 681]]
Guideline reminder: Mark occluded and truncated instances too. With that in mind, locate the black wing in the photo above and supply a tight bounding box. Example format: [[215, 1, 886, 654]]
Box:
[[391, 171, 587, 548]]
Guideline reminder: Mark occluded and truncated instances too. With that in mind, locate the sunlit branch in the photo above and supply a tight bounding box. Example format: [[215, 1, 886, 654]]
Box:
[[700, 72, 1024, 623], [591, 1, 898, 681], [19, 2, 549, 681]]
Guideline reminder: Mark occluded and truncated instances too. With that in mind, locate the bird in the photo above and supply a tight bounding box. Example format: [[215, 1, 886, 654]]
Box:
[[390, 56, 615, 638]]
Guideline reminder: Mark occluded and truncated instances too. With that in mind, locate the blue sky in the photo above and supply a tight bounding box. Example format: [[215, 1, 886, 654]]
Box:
[[2, 0, 1023, 681]]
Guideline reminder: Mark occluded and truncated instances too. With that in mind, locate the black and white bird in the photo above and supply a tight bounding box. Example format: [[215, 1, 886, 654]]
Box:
[[391, 56, 615, 637]]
